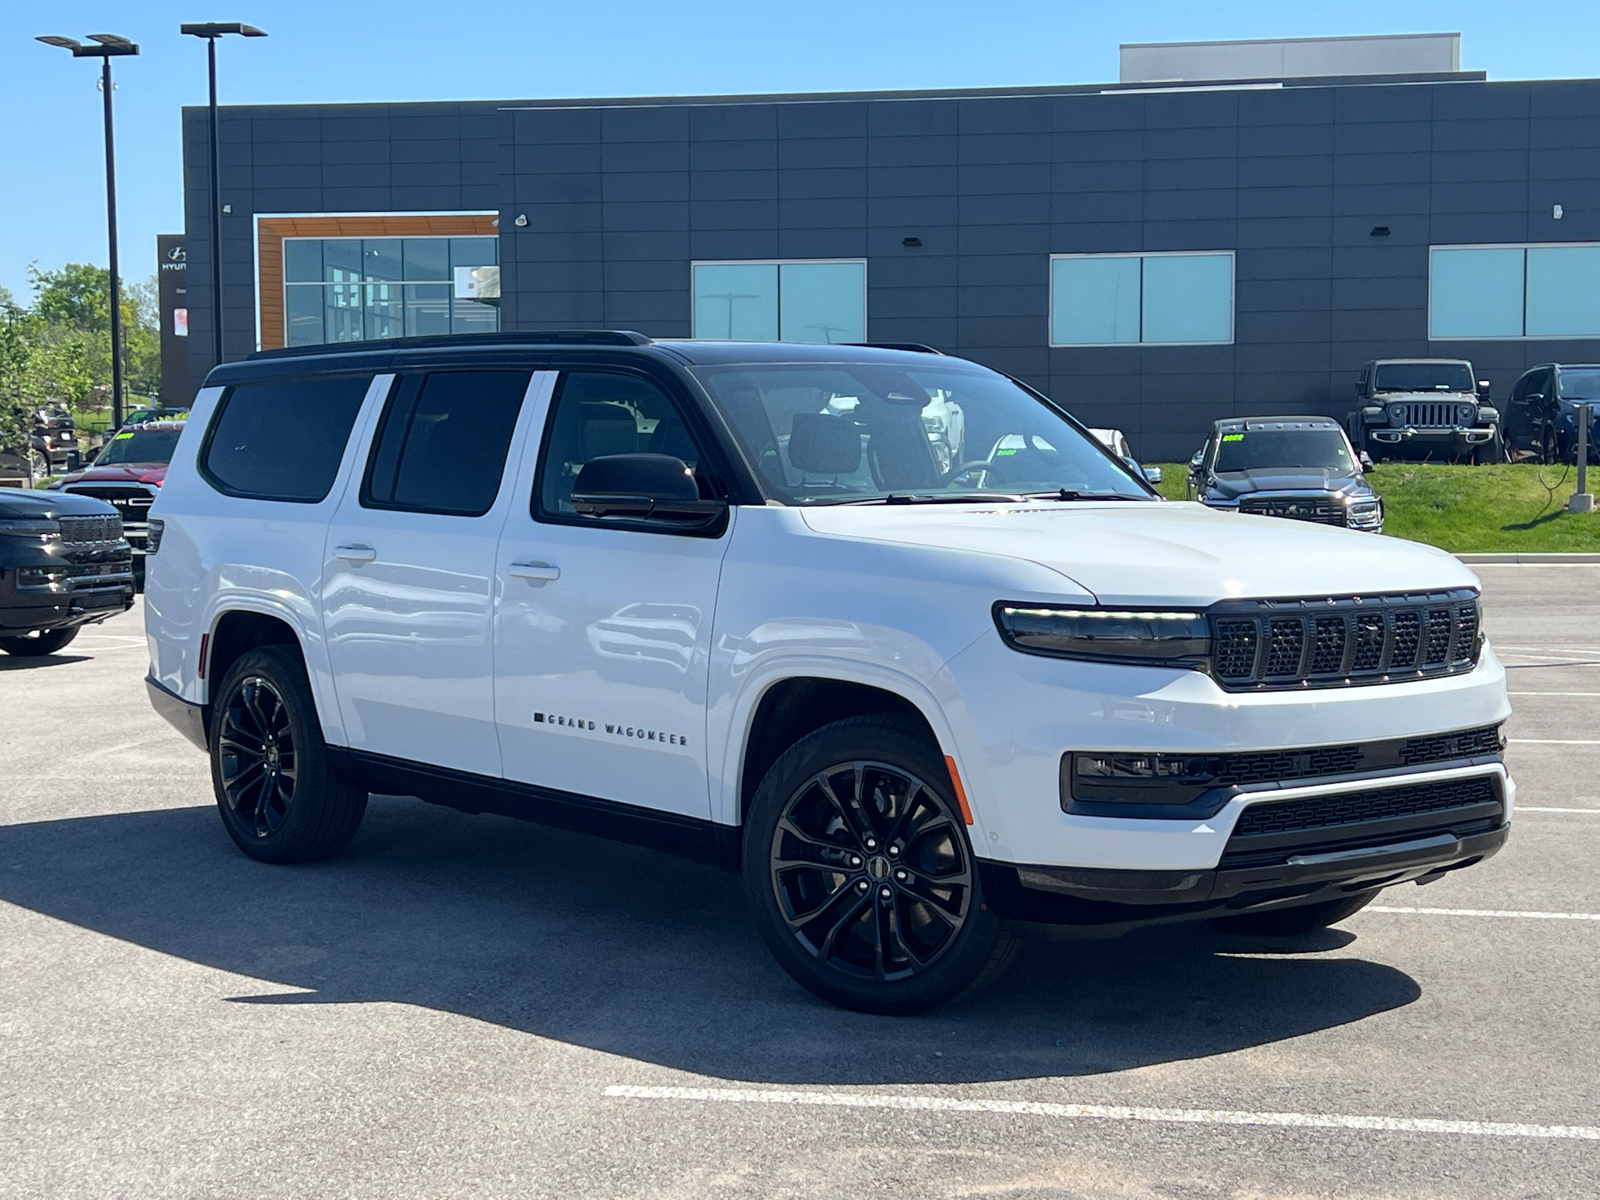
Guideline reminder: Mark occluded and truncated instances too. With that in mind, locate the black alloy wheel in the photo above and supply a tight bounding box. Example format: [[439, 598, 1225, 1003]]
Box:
[[744, 715, 1015, 1014], [210, 645, 368, 864], [0, 625, 80, 657], [216, 673, 298, 839]]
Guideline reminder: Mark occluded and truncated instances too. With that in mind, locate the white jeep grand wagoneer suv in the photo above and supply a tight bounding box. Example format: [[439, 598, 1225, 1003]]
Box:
[[144, 333, 1512, 1013]]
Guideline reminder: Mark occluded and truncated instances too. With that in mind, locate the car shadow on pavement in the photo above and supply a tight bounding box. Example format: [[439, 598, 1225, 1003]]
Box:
[[0, 654, 92, 671], [0, 797, 1421, 1086]]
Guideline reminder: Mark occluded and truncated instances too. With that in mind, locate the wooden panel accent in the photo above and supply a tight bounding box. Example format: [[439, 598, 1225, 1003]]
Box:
[[256, 214, 500, 351]]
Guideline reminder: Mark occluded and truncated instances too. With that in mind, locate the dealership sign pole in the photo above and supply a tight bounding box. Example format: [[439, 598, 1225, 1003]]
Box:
[[181, 23, 267, 373], [36, 34, 140, 431]]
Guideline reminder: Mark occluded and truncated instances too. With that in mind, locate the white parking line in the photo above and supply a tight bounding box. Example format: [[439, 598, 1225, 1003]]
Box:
[[603, 1085, 1600, 1142], [1508, 691, 1600, 696], [1508, 738, 1600, 745], [1517, 806, 1600, 813], [1367, 906, 1600, 921]]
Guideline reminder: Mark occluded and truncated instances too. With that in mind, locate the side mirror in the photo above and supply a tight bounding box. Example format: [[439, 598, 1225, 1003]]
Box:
[[1188, 451, 1204, 471], [1359, 451, 1375, 471], [1477, 379, 1491, 397], [571, 453, 726, 522], [1140, 464, 1163, 485]]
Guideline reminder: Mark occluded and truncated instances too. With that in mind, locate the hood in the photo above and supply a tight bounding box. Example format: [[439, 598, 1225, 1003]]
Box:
[[0, 489, 119, 520], [1207, 467, 1366, 500], [54, 463, 168, 488], [1373, 389, 1474, 403], [799, 500, 1472, 607]]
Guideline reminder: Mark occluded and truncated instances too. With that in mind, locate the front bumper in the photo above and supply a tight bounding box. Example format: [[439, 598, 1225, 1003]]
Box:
[[983, 761, 1510, 925], [1368, 426, 1494, 447]]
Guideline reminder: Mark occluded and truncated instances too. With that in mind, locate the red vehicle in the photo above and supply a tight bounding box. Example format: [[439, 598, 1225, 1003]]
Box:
[[50, 421, 184, 588]]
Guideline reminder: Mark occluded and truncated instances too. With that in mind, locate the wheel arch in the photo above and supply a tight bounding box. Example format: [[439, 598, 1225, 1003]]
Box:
[[726, 670, 965, 830], [202, 603, 339, 745]]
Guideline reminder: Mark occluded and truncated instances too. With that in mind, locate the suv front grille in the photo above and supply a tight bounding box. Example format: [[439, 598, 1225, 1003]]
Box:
[[1210, 590, 1480, 690], [58, 514, 123, 545], [1402, 401, 1457, 428], [1238, 496, 1346, 525], [62, 485, 155, 525]]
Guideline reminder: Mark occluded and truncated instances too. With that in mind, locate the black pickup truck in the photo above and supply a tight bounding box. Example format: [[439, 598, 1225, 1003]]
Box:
[[0, 490, 135, 656]]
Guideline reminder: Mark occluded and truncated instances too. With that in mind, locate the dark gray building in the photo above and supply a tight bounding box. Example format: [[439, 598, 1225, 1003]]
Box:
[[181, 34, 1600, 458]]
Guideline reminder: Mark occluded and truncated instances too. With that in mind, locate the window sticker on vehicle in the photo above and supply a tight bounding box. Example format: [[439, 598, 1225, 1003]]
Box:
[[1222, 433, 1244, 441], [114, 432, 134, 440]]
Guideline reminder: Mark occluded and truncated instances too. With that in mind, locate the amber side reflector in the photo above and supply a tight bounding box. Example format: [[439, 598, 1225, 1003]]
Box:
[[198, 632, 209, 679], [944, 755, 974, 826]]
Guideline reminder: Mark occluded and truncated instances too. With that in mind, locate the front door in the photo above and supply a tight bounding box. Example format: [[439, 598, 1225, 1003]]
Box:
[[322, 368, 540, 774], [494, 369, 733, 819]]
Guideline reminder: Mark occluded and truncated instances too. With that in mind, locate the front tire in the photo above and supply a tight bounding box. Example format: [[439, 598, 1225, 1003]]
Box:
[[1212, 890, 1378, 936], [0, 626, 79, 657], [211, 645, 367, 864], [743, 714, 1016, 1014]]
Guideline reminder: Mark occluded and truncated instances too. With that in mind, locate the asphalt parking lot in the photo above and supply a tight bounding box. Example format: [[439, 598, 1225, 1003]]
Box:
[[1, 567, 1596, 1199]]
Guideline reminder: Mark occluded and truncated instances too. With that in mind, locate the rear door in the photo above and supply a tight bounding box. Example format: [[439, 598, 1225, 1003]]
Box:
[[493, 367, 734, 819], [321, 368, 540, 775]]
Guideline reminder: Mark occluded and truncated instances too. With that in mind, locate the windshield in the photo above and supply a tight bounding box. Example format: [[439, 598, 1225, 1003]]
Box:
[[689, 361, 1149, 504], [1213, 428, 1354, 473], [1558, 369, 1600, 401], [95, 428, 181, 466], [1373, 363, 1473, 393]]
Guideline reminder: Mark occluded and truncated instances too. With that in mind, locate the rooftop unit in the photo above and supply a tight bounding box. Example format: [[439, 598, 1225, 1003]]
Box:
[[1120, 33, 1462, 85]]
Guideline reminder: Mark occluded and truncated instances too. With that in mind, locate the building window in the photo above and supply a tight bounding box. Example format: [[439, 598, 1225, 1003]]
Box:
[[1430, 244, 1600, 340], [1049, 252, 1234, 347], [692, 260, 866, 343], [282, 236, 500, 347]]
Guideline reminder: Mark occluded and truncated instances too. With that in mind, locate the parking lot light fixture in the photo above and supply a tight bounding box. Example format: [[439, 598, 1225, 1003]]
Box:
[[180, 22, 268, 373], [36, 33, 140, 431]]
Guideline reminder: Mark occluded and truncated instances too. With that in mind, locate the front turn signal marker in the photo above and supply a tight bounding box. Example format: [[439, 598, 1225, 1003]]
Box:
[[945, 755, 975, 826]]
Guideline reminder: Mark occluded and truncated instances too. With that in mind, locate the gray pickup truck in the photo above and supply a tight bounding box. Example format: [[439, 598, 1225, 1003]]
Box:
[[1348, 359, 1502, 464]]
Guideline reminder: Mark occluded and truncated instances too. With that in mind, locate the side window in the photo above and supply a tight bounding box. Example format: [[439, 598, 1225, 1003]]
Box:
[[535, 372, 710, 520], [203, 375, 371, 503], [363, 370, 530, 517]]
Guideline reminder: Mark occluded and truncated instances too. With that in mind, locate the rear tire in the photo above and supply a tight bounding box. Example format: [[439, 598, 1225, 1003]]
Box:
[[0, 626, 79, 657], [1212, 890, 1378, 936], [210, 645, 367, 864], [743, 714, 1016, 1014]]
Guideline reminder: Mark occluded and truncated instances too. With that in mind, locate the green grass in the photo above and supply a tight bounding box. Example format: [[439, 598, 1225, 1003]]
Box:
[[1148, 462, 1600, 553]]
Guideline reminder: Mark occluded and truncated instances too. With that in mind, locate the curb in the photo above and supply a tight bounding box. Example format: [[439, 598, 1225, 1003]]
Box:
[[1456, 553, 1600, 564]]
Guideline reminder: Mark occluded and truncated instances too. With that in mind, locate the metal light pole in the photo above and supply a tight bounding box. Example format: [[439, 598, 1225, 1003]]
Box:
[[1570, 404, 1595, 513], [181, 23, 267, 372], [36, 34, 140, 430]]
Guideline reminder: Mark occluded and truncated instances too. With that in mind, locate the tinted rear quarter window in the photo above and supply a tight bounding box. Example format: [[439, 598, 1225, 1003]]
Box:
[[363, 370, 530, 517], [203, 376, 372, 502]]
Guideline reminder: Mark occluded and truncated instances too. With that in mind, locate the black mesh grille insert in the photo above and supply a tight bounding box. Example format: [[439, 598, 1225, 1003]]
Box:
[[1215, 620, 1259, 679], [1453, 604, 1479, 663], [1391, 611, 1420, 669], [1400, 725, 1504, 765], [1424, 608, 1453, 664], [1232, 776, 1499, 839], [1264, 619, 1304, 676], [1351, 612, 1385, 671], [1310, 616, 1347, 674]]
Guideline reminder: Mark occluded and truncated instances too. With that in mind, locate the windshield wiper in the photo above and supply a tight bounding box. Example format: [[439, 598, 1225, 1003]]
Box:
[[824, 492, 1023, 506], [1023, 489, 1152, 502]]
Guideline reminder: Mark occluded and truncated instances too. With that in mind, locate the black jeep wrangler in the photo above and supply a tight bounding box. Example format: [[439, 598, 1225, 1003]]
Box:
[[1349, 359, 1501, 464], [0, 490, 135, 657]]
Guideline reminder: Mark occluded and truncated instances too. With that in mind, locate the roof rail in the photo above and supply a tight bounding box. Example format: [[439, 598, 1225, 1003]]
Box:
[[245, 330, 654, 361], [842, 342, 945, 355]]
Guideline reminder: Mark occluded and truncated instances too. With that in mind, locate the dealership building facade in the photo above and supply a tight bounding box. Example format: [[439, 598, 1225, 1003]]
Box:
[[180, 34, 1600, 458]]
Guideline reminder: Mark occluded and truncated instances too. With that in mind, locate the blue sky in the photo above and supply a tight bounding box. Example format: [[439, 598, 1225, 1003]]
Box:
[[3, 0, 1599, 301]]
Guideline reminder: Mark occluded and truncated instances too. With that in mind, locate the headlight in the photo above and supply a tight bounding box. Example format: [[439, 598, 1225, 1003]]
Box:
[[146, 518, 164, 555], [994, 604, 1210, 666], [1389, 404, 1405, 420], [0, 518, 61, 540], [1458, 403, 1474, 422]]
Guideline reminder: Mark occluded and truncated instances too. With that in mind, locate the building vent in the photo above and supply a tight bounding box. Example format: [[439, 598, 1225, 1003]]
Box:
[[1119, 33, 1461, 85]]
